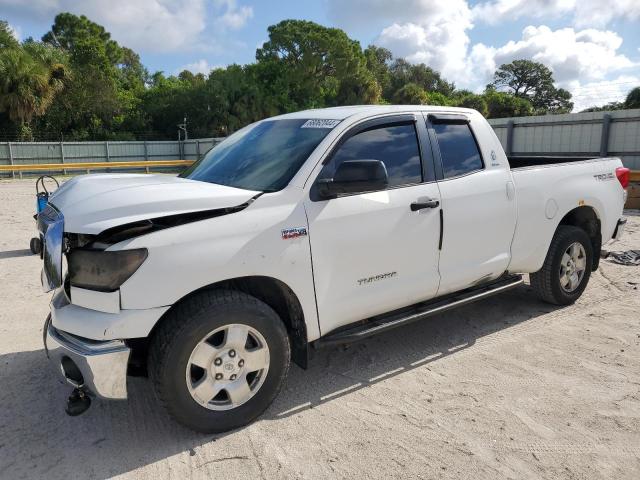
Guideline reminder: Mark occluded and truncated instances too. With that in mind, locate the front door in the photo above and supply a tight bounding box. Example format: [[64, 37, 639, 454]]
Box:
[[304, 115, 442, 335]]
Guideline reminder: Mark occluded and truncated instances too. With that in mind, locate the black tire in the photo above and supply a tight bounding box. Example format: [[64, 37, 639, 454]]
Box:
[[148, 289, 290, 433], [30, 237, 41, 255], [530, 225, 593, 305]]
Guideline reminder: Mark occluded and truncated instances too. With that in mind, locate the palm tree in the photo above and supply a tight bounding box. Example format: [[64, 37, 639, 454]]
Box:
[[0, 43, 68, 138], [0, 20, 19, 49]]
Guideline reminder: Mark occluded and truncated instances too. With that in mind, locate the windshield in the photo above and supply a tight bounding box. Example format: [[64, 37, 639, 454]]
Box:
[[181, 119, 338, 191]]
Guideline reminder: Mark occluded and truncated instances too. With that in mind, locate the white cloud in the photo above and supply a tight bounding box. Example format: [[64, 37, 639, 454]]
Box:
[[472, 26, 635, 87], [175, 59, 226, 76], [332, 0, 639, 100], [0, 0, 207, 52], [0, 0, 253, 53], [472, 0, 640, 28], [472, 0, 573, 25], [368, 10, 637, 97], [176, 59, 213, 75], [568, 75, 640, 111], [327, 0, 472, 28], [326, 0, 476, 87], [7, 22, 21, 41], [215, 0, 253, 29], [573, 1, 640, 28], [465, 25, 639, 111], [353, 1, 474, 85]]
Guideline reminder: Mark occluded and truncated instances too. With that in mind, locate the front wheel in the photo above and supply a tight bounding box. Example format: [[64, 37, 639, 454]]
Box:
[[530, 225, 593, 305], [148, 290, 290, 433]]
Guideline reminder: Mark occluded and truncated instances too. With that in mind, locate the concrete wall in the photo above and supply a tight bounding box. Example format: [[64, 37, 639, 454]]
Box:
[[488, 109, 640, 170]]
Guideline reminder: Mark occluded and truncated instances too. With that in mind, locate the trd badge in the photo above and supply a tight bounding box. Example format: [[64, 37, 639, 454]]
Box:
[[282, 227, 308, 240]]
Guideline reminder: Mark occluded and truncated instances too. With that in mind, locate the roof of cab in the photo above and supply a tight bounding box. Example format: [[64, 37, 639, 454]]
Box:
[[272, 105, 477, 121]]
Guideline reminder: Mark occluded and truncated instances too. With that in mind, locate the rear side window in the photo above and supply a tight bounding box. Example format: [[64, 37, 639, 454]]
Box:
[[433, 123, 483, 178], [330, 123, 422, 187]]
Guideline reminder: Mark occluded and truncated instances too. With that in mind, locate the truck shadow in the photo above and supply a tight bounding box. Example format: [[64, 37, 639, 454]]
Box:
[[0, 283, 563, 479], [0, 248, 33, 259]]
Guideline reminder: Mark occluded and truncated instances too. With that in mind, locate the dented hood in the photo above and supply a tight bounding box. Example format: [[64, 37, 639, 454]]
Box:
[[49, 174, 259, 234]]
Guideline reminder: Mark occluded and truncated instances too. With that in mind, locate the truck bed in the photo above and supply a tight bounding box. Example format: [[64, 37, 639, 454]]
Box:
[[506, 155, 624, 274], [508, 156, 599, 169]]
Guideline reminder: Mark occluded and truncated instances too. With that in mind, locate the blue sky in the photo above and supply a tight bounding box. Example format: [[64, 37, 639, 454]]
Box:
[[2, 0, 639, 111]]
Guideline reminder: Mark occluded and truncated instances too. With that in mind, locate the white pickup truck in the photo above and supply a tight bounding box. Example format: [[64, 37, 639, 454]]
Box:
[[39, 105, 629, 432]]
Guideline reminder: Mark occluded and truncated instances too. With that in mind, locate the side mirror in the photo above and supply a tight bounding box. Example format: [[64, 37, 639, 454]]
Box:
[[317, 159, 389, 198]]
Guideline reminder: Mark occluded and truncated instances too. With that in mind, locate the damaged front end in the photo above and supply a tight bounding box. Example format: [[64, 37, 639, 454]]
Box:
[[39, 192, 261, 409]]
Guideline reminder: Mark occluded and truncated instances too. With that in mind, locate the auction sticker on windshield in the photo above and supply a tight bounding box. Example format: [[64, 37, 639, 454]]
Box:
[[301, 119, 341, 128]]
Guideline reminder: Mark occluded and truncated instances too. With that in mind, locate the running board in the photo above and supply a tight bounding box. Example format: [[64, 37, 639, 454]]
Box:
[[316, 275, 524, 347]]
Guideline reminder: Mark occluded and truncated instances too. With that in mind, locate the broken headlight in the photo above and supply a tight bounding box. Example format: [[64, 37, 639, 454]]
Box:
[[67, 248, 148, 292]]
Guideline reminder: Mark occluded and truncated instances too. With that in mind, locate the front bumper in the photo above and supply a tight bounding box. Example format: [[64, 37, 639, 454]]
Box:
[[44, 315, 130, 399]]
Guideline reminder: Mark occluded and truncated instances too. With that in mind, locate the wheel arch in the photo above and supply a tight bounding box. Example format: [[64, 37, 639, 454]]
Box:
[[129, 275, 309, 373], [557, 205, 601, 270]]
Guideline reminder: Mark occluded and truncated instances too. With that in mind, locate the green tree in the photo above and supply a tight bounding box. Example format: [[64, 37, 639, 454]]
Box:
[[0, 41, 69, 139], [387, 59, 455, 100], [256, 20, 380, 109], [491, 59, 572, 114], [42, 13, 121, 64], [625, 87, 640, 109], [0, 20, 19, 49], [580, 102, 624, 112], [426, 91, 452, 106], [455, 93, 489, 117], [8, 14, 560, 139], [484, 87, 534, 118], [364, 45, 392, 95], [392, 82, 428, 104], [40, 13, 147, 139]]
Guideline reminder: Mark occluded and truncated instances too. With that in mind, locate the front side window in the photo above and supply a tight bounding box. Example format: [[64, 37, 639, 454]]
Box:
[[181, 119, 335, 192], [327, 123, 423, 188], [433, 123, 483, 178]]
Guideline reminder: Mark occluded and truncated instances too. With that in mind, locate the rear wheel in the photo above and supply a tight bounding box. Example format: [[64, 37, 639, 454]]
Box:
[[149, 290, 290, 433], [530, 225, 593, 305]]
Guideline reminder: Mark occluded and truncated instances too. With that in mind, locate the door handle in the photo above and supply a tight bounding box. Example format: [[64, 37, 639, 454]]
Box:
[[410, 198, 440, 211]]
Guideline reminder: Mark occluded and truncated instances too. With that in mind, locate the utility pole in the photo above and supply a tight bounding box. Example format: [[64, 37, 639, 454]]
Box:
[[177, 115, 188, 140], [177, 115, 188, 160]]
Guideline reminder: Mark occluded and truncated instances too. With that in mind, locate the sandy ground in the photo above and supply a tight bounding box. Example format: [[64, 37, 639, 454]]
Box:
[[0, 178, 639, 480]]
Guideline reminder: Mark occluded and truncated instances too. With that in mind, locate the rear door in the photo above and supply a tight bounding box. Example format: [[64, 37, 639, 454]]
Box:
[[426, 113, 517, 295], [304, 114, 442, 335]]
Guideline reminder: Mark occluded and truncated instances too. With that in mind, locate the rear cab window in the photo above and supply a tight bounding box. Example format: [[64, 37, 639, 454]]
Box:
[[432, 122, 483, 179]]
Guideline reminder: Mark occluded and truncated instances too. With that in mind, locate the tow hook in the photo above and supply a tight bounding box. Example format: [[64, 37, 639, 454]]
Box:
[[65, 388, 91, 416]]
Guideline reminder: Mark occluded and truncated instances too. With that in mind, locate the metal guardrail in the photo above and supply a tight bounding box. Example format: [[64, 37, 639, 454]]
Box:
[[0, 159, 194, 175], [0, 138, 221, 178], [0, 159, 638, 181]]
